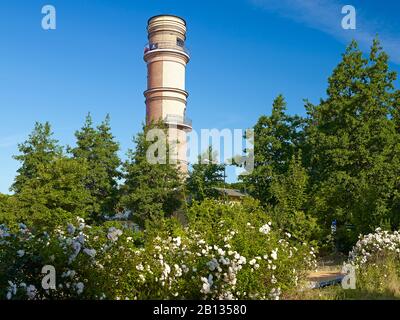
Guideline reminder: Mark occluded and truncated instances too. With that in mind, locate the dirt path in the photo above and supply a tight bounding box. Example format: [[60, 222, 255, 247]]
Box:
[[306, 253, 346, 288]]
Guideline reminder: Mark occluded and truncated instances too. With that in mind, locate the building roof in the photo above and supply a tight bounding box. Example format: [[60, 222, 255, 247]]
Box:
[[215, 188, 247, 198]]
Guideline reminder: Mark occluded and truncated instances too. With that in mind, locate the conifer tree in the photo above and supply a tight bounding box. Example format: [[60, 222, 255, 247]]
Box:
[[186, 146, 226, 202], [70, 114, 121, 222], [120, 123, 183, 227], [12, 122, 62, 193], [9, 122, 94, 228]]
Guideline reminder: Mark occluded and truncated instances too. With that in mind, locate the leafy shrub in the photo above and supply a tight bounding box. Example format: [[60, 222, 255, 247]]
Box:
[[0, 201, 317, 300], [348, 228, 400, 296], [186, 199, 318, 299]]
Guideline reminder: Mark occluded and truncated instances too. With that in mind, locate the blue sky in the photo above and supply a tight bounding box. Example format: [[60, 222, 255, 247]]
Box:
[[0, 0, 399, 193]]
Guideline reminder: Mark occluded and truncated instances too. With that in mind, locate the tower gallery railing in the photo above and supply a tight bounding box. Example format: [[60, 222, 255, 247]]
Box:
[[144, 41, 190, 55], [164, 114, 192, 129]]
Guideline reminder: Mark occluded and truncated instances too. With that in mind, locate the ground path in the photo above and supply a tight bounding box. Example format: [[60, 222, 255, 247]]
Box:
[[307, 253, 346, 288]]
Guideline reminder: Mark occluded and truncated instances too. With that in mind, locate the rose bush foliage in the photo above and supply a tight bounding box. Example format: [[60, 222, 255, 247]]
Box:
[[0, 200, 317, 300], [347, 228, 400, 295]]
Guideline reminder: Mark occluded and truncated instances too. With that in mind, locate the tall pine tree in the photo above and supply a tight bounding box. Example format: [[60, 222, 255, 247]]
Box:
[[70, 114, 121, 222], [120, 123, 184, 228], [12, 122, 62, 193]]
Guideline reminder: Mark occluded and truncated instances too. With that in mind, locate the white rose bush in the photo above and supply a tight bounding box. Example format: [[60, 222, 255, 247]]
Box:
[[346, 228, 400, 295], [0, 199, 317, 300]]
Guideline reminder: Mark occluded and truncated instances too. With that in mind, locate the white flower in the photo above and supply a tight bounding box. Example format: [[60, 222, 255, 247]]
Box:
[[161, 263, 171, 281], [174, 264, 183, 277], [237, 255, 247, 265], [269, 287, 281, 300], [136, 264, 144, 271], [200, 276, 213, 295], [259, 223, 271, 235], [271, 249, 278, 260], [17, 250, 25, 257], [173, 237, 182, 247], [217, 248, 226, 256]]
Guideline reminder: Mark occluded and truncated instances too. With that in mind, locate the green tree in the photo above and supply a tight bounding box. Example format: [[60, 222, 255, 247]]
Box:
[[0, 194, 18, 226], [120, 123, 184, 228], [70, 114, 121, 222], [241, 95, 304, 205], [186, 146, 226, 202], [304, 39, 400, 247], [269, 153, 319, 243], [0, 194, 7, 212], [12, 122, 62, 193], [15, 158, 94, 229]]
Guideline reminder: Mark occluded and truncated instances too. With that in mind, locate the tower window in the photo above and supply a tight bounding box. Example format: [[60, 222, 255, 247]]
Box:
[[177, 38, 184, 47]]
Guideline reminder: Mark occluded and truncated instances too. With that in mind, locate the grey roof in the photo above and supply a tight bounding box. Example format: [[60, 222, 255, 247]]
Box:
[[215, 188, 246, 198]]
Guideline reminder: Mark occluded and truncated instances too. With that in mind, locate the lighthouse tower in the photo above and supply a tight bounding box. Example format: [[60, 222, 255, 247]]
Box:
[[144, 15, 191, 172]]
